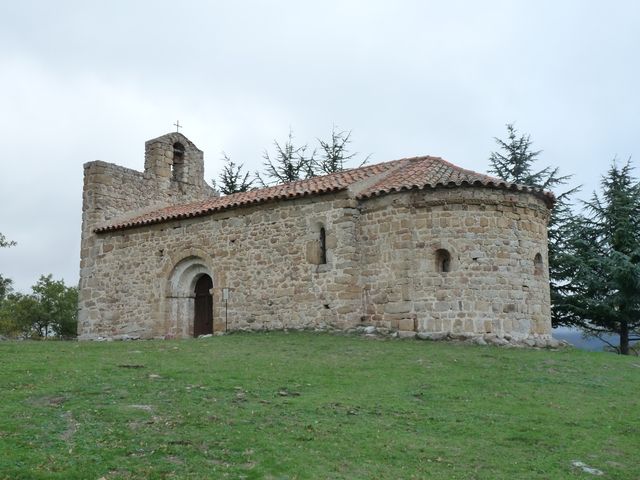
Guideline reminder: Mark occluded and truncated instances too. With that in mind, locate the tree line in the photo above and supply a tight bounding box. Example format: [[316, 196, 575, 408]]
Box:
[[0, 236, 78, 339]]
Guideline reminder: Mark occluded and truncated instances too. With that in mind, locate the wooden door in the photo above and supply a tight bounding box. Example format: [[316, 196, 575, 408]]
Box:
[[194, 275, 213, 337]]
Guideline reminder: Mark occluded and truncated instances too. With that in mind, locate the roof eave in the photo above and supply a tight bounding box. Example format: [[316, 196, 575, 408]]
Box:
[[94, 186, 348, 234], [357, 182, 556, 208]]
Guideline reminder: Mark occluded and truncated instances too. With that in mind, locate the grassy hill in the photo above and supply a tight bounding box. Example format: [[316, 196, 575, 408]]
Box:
[[0, 332, 638, 479]]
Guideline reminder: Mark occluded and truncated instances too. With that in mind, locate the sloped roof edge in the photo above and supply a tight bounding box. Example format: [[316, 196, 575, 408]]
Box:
[[94, 156, 554, 233]]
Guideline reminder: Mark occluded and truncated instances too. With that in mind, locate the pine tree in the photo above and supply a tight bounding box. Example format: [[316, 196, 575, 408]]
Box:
[[555, 160, 640, 354], [256, 129, 315, 186], [0, 233, 16, 249], [214, 153, 254, 195], [489, 123, 571, 188], [316, 126, 355, 174]]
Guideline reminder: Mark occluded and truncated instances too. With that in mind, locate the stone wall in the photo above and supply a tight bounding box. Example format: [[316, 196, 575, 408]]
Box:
[[78, 133, 216, 337], [358, 188, 551, 339], [78, 179, 552, 340], [78, 192, 363, 339], [81, 133, 214, 234]]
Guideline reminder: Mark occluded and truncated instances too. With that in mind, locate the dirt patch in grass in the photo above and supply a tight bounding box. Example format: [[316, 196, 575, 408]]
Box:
[[59, 410, 79, 442]]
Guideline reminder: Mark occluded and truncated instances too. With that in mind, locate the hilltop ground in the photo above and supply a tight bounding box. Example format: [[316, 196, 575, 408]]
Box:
[[0, 332, 638, 479]]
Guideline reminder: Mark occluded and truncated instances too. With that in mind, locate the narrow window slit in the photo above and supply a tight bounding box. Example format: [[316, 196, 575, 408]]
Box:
[[319, 227, 327, 265]]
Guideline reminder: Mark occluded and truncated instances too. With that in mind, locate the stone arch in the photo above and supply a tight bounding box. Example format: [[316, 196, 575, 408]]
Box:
[[165, 255, 214, 338], [428, 241, 459, 274], [435, 248, 452, 273]]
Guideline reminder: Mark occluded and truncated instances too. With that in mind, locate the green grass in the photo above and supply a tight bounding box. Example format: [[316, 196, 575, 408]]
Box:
[[0, 332, 639, 479]]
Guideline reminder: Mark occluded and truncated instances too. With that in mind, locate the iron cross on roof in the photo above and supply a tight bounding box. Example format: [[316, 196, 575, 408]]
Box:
[[173, 120, 182, 133]]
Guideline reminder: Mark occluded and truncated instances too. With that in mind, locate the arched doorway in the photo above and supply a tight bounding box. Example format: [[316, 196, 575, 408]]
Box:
[[194, 274, 213, 337], [165, 256, 214, 338]]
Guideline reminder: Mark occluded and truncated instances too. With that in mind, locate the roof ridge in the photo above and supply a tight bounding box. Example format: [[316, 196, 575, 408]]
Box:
[[347, 158, 410, 197]]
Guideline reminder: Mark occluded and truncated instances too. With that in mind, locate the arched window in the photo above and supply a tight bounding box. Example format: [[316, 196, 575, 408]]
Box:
[[435, 249, 451, 273], [534, 253, 543, 276], [172, 142, 185, 181], [319, 227, 327, 265]]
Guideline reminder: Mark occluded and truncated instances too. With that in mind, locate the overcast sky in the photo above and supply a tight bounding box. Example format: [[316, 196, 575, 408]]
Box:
[[1, 0, 638, 292]]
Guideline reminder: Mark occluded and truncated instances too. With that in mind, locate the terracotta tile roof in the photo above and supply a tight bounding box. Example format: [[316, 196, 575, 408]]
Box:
[[356, 156, 555, 203], [95, 157, 554, 233], [95, 160, 402, 233]]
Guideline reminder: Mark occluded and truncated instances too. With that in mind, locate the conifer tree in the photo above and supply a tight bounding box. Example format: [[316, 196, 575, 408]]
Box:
[[316, 126, 356, 174], [214, 153, 254, 195], [256, 129, 315, 186], [489, 123, 570, 188], [0, 233, 15, 249], [555, 160, 640, 354], [315, 126, 369, 175]]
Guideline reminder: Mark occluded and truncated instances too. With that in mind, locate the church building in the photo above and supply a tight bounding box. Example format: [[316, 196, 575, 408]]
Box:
[[78, 132, 554, 341]]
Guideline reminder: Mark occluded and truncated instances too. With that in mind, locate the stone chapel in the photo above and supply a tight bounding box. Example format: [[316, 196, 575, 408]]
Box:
[[78, 132, 554, 342]]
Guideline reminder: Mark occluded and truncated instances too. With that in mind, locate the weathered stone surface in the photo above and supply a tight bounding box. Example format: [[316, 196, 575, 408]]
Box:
[[485, 335, 509, 346], [416, 332, 449, 341], [397, 318, 415, 331], [534, 338, 548, 348], [546, 337, 561, 348], [385, 302, 413, 314], [397, 331, 416, 339]]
